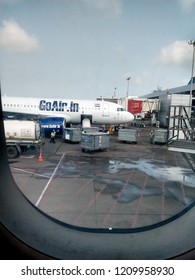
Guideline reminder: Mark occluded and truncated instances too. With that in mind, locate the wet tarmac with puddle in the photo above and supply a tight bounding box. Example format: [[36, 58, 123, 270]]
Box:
[[9, 126, 195, 229]]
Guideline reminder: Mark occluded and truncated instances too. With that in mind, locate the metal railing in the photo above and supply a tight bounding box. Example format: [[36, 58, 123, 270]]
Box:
[[168, 105, 195, 142]]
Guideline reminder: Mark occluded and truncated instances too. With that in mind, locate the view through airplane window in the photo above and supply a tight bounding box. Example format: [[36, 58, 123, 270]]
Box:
[[1, 0, 195, 260]]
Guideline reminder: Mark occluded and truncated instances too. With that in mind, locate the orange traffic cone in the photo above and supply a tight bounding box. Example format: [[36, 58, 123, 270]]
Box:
[[38, 150, 43, 162]]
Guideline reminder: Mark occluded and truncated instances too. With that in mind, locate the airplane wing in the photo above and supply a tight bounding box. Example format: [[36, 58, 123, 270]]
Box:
[[3, 110, 71, 122]]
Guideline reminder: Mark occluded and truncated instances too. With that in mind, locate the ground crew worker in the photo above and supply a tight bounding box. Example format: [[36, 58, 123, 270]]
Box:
[[150, 130, 154, 144], [50, 130, 56, 143], [140, 119, 145, 128]]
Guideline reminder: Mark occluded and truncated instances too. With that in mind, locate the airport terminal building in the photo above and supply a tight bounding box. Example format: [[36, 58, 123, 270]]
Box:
[[139, 78, 195, 103]]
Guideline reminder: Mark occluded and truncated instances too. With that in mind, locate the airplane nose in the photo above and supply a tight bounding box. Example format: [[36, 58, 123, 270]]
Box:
[[126, 112, 134, 121]]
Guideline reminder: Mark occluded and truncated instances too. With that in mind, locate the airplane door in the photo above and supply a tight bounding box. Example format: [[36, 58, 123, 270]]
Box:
[[102, 103, 109, 117]]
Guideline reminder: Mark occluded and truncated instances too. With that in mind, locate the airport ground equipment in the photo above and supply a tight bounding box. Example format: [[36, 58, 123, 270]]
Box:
[[4, 120, 42, 159], [63, 127, 81, 143], [118, 128, 138, 144], [81, 132, 110, 152], [150, 129, 167, 144]]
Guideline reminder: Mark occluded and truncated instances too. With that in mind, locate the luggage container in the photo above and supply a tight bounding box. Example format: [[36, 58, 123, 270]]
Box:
[[150, 129, 167, 144], [63, 128, 81, 143], [118, 128, 138, 144], [81, 132, 110, 152]]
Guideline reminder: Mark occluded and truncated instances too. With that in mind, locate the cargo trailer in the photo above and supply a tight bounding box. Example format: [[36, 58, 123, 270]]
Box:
[[118, 128, 138, 144], [150, 129, 167, 144], [81, 132, 110, 153], [63, 128, 81, 143]]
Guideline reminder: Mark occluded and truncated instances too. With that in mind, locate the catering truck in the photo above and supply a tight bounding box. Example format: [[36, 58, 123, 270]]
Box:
[[4, 120, 42, 159]]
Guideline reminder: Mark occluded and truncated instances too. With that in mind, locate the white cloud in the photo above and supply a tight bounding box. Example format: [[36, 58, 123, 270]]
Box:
[[82, 0, 122, 16], [0, 19, 40, 53], [179, 0, 195, 11], [157, 40, 192, 66], [133, 72, 150, 86]]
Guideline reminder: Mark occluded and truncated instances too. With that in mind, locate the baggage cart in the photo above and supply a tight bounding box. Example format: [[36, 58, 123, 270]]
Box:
[[118, 128, 138, 144], [63, 128, 81, 143], [81, 132, 110, 152], [150, 129, 167, 144]]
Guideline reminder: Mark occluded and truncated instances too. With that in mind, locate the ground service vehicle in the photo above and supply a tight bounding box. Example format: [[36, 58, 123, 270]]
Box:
[[4, 120, 42, 159]]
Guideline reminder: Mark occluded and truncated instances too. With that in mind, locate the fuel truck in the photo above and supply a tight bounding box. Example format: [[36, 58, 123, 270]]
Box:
[[3, 120, 43, 159]]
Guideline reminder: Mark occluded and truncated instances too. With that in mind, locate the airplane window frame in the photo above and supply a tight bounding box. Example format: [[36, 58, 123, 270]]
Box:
[[0, 90, 195, 260]]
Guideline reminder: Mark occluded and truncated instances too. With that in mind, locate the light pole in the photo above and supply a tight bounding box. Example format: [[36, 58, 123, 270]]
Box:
[[126, 76, 131, 97], [126, 76, 131, 110], [188, 41, 195, 129], [188, 40, 195, 107], [113, 87, 117, 98]]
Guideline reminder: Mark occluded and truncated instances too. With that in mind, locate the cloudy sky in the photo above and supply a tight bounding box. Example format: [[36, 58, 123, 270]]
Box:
[[0, 0, 195, 100]]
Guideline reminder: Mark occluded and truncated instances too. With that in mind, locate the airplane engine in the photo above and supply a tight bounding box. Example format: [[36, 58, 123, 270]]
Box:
[[38, 117, 65, 137]]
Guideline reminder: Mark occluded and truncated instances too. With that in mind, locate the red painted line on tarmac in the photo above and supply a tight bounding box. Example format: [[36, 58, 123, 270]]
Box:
[[101, 170, 135, 228], [101, 195, 120, 228], [68, 178, 94, 201], [55, 176, 94, 214], [73, 183, 107, 226], [174, 152, 187, 203], [131, 173, 148, 228], [161, 181, 165, 221], [161, 153, 166, 221]]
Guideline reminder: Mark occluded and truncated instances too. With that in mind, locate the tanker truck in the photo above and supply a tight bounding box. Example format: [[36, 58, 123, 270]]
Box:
[[4, 119, 43, 159]]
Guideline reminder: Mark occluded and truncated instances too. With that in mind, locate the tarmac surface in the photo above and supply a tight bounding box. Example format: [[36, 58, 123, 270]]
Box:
[[8, 126, 195, 231]]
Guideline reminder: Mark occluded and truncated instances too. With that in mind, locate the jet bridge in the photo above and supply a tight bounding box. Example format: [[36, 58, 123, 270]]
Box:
[[168, 105, 195, 142], [167, 105, 195, 154]]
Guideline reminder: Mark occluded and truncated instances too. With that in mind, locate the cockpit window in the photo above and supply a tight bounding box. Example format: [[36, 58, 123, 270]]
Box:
[[117, 107, 125, 111]]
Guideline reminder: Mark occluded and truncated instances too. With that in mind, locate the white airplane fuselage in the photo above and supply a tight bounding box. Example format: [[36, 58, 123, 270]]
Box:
[[2, 96, 134, 125]]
